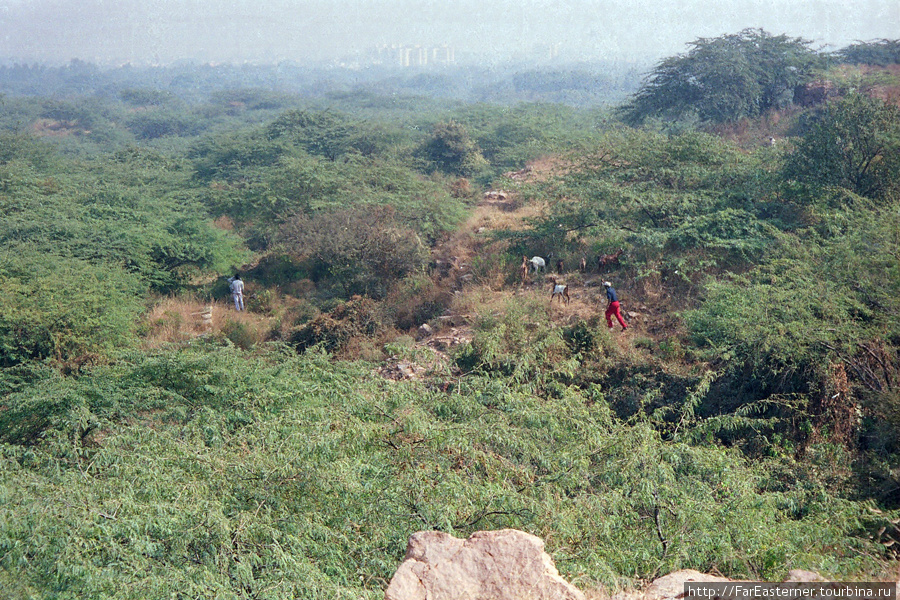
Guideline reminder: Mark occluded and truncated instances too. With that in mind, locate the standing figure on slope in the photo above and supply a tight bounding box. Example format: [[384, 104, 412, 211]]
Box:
[[603, 281, 627, 331], [229, 273, 245, 311]]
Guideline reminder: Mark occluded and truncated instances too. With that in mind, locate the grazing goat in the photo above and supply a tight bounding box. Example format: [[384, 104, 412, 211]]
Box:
[[597, 248, 625, 272], [529, 253, 551, 273], [549, 277, 570, 305]]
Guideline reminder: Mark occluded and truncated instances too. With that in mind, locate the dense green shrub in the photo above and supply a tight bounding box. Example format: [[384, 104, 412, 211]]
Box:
[[0, 167, 246, 292], [454, 298, 580, 390], [125, 108, 203, 140], [682, 200, 900, 459], [784, 92, 900, 200], [0, 132, 57, 168], [0, 253, 143, 367], [510, 128, 786, 276], [417, 120, 488, 176], [279, 205, 429, 298], [190, 129, 292, 181], [0, 343, 895, 598], [266, 108, 398, 161]]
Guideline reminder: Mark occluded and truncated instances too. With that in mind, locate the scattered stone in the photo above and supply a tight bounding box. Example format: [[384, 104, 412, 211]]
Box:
[[426, 325, 472, 351], [783, 570, 826, 583], [632, 570, 733, 600], [427, 337, 452, 351], [504, 166, 533, 180], [416, 323, 433, 340], [194, 305, 213, 329], [385, 529, 585, 600], [436, 314, 469, 327], [609, 569, 833, 600], [377, 359, 428, 381]]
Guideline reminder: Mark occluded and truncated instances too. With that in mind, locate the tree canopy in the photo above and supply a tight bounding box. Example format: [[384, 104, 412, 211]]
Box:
[[622, 29, 821, 125], [784, 92, 900, 200], [417, 120, 488, 176], [834, 39, 900, 66]]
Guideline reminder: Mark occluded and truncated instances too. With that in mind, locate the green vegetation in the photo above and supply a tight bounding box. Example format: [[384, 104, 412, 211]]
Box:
[[834, 39, 900, 66], [418, 120, 489, 176], [785, 92, 900, 199], [2, 34, 900, 598], [0, 344, 893, 598], [622, 29, 821, 125]]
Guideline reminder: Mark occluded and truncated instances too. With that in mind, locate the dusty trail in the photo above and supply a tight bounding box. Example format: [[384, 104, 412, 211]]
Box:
[[410, 164, 634, 369]]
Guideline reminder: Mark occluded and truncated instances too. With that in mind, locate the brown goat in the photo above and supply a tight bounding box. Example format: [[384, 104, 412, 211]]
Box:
[[597, 248, 625, 272]]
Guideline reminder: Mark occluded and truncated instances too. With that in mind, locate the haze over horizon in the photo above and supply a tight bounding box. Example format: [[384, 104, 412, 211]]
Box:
[[0, 0, 897, 67]]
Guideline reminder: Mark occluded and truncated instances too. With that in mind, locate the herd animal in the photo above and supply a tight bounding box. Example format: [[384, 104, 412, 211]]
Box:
[[518, 249, 625, 309], [528, 252, 553, 273], [549, 277, 570, 305], [597, 248, 625, 271], [525, 249, 624, 278]]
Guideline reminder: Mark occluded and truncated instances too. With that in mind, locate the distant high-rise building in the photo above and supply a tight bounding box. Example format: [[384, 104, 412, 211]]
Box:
[[549, 43, 561, 61], [372, 44, 454, 67]]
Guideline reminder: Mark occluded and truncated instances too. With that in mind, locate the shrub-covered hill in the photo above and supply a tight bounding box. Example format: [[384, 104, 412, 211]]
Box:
[[0, 342, 895, 598], [2, 38, 900, 598]]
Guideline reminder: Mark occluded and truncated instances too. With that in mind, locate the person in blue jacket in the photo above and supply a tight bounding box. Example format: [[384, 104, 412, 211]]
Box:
[[603, 281, 627, 331]]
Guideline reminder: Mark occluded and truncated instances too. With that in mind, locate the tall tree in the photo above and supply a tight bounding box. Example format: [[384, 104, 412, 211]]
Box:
[[784, 92, 900, 200], [834, 39, 900, 66], [418, 120, 487, 176], [621, 29, 821, 125]]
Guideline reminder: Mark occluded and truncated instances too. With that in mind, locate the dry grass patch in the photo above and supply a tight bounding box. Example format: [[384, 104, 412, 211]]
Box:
[[140, 296, 272, 349], [474, 200, 548, 233], [212, 215, 236, 231], [523, 155, 573, 181]]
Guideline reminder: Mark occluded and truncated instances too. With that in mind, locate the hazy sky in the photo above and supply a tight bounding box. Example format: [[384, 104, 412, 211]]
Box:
[[0, 0, 897, 65]]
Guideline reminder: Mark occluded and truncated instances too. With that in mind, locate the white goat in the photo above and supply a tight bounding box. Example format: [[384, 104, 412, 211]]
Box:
[[549, 277, 570, 305], [529, 253, 552, 273]]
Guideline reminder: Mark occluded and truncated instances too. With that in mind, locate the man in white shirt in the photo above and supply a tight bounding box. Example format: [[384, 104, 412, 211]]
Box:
[[228, 274, 245, 311]]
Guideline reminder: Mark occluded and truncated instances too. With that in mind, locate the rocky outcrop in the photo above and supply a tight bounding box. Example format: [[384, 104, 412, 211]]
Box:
[[612, 570, 733, 600], [794, 80, 838, 106], [383, 530, 873, 600], [610, 568, 836, 600], [384, 529, 585, 600]]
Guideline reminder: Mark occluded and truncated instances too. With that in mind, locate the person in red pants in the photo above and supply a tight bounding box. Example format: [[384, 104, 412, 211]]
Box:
[[603, 281, 627, 331]]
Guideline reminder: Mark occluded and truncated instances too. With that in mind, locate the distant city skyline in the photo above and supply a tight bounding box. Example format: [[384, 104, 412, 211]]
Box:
[[0, 0, 897, 67]]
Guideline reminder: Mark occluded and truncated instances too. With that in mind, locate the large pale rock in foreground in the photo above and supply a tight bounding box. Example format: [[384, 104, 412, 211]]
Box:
[[384, 529, 585, 600]]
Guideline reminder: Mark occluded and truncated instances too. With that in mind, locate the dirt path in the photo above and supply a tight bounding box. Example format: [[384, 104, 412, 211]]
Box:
[[381, 165, 646, 381], [419, 168, 625, 351]]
